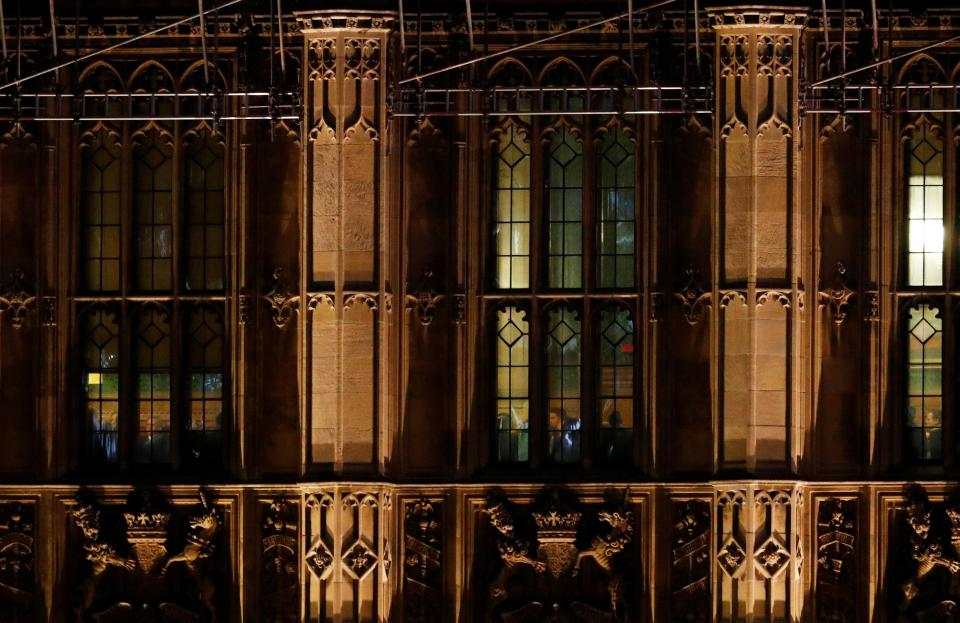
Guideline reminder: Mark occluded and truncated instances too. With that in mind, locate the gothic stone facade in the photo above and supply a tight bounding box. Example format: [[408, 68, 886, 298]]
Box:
[[0, 2, 959, 622]]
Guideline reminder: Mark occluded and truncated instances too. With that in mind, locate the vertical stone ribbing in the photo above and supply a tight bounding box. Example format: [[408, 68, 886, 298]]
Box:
[[712, 9, 807, 474]]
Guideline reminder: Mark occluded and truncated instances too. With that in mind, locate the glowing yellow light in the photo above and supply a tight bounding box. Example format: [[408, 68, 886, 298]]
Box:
[[87, 373, 102, 385]]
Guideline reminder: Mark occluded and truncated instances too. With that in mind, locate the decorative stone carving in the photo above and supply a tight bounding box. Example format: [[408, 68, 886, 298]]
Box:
[[0, 502, 34, 619], [39, 296, 55, 326], [404, 500, 442, 623], [262, 500, 298, 623], [482, 489, 636, 618], [675, 266, 711, 326], [898, 489, 960, 622], [305, 493, 334, 581], [816, 498, 856, 623], [0, 268, 35, 329], [453, 294, 466, 325], [864, 291, 880, 321], [819, 261, 855, 327], [263, 267, 300, 328], [70, 491, 221, 622], [671, 501, 710, 621], [123, 500, 171, 576], [406, 271, 443, 326], [238, 294, 252, 325]]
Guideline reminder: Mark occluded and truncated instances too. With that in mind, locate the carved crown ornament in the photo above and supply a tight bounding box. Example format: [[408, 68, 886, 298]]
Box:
[[481, 488, 635, 619], [0, 268, 36, 330]]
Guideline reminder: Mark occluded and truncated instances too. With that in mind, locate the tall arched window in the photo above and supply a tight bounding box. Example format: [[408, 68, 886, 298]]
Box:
[[545, 306, 581, 463], [597, 306, 634, 462], [495, 306, 529, 462], [493, 123, 531, 289], [597, 125, 636, 289], [81, 306, 120, 463], [133, 127, 174, 291], [905, 122, 943, 287], [906, 303, 943, 461], [81, 127, 122, 292], [75, 61, 229, 470], [546, 125, 583, 289], [185, 130, 226, 291]]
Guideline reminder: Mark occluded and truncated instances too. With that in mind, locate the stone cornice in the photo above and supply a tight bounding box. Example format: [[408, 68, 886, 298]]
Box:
[[295, 11, 396, 32], [708, 7, 808, 28]]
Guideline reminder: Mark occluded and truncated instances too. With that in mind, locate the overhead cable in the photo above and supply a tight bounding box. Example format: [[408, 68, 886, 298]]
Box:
[[0, 0, 243, 92]]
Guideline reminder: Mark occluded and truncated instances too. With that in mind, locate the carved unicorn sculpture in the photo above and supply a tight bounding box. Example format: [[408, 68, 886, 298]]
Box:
[[161, 492, 220, 623], [572, 508, 635, 616], [901, 498, 960, 618]]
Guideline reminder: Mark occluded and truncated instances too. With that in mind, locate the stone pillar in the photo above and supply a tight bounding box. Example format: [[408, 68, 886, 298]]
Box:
[[711, 8, 807, 474], [299, 12, 397, 474]]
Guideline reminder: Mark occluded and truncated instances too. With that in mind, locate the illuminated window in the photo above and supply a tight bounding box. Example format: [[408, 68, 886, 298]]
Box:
[[597, 306, 634, 462], [905, 123, 943, 287], [82, 307, 120, 463], [906, 303, 943, 461], [495, 306, 529, 462], [493, 123, 531, 289], [135, 306, 172, 463], [545, 306, 581, 463], [546, 126, 583, 289], [76, 63, 228, 470], [81, 127, 122, 292], [597, 125, 636, 289], [185, 305, 225, 464]]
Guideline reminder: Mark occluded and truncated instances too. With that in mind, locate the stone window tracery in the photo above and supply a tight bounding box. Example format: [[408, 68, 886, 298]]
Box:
[[75, 61, 228, 469], [905, 303, 943, 462]]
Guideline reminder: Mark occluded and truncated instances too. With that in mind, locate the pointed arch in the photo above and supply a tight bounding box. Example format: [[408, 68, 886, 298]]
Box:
[[179, 60, 229, 92], [79, 61, 123, 92], [129, 60, 175, 93], [493, 303, 531, 463]]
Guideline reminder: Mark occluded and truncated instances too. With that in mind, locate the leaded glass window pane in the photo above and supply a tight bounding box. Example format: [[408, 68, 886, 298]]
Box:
[[81, 128, 122, 292], [906, 303, 943, 461], [82, 307, 120, 463], [185, 131, 226, 291], [495, 306, 529, 462], [905, 123, 943, 287], [597, 306, 634, 462], [185, 304, 224, 464], [133, 128, 174, 291], [135, 306, 171, 463], [546, 126, 583, 289], [597, 126, 636, 289], [494, 124, 531, 289], [545, 306, 581, 463]]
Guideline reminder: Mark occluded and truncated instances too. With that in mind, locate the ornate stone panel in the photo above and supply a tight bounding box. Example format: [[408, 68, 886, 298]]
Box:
[[67, 491, 224, 622], [0, 502, 34, 621], [476, 488, 640, 621], [261, 500, 299, 623], [403, 499, 442, 623], [671, 500, 711, 622], [305, 489, 390, 622], [815, 497, 856, 623]]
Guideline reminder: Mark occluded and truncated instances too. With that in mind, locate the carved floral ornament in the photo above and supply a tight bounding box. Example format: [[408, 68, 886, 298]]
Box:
[[405, 270, 444, 326], [263, 267, 299, 328], [675, 266, 710, 326], [819, 261, 855, 327]]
